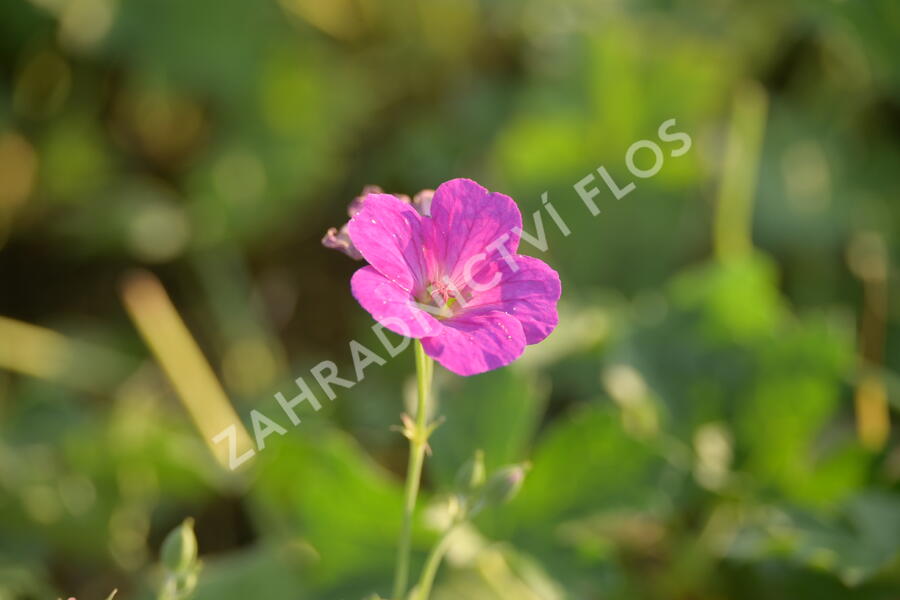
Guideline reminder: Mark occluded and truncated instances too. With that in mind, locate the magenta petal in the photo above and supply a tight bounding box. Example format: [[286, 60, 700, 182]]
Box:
[[424, 179, 522, 284], [347, 194, 427, 293], [351, 266, 441, 338], [464, 255, 561, 344], [420, 310, 526, 376], [322, 225, 363, 260]]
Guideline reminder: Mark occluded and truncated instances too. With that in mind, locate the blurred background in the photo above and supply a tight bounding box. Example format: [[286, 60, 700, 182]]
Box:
[[1, 0, 899, 598]]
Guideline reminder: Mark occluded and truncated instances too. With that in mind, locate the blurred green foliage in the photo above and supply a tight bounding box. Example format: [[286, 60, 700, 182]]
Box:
[[1, 0, 899, 599]]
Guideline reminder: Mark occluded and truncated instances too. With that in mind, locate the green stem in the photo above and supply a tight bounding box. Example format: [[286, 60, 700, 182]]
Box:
[[714, 80, 768, 262], [413, 525, 458, 600], [393, 340, 433, 600]]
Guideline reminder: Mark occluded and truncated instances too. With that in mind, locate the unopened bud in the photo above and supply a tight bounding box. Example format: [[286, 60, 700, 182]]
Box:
[[161, 518, 198, 574], [454, 450, 486, 494], [477, 464, 527, 508]]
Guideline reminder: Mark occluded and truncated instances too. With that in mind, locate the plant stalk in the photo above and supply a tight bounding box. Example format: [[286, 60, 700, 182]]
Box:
[[392, 340, 433, 599], [412, 525, 458, 600]]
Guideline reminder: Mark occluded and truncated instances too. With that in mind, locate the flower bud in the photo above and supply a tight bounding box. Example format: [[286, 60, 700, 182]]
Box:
[[454, 450, 486, 494], [161, 518, 198, 574], [477, 464, 526, 508]]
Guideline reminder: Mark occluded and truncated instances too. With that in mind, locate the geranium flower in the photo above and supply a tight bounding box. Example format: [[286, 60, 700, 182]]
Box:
[[342, 178, 561, 375]]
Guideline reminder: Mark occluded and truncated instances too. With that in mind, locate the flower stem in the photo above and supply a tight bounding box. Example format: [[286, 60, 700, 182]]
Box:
[[412, 524, 458, 600], [393, 339, 433, 600], [713, 80, 768, 262]]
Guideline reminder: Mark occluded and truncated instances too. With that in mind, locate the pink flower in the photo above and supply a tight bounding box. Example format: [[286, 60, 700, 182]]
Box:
[[345, 178, 561, 375]]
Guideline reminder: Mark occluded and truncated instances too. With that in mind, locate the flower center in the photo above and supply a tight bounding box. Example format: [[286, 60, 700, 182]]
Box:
[[418, 279, 467, 319]]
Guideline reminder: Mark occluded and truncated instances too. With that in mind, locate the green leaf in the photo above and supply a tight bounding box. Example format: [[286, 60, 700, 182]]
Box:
[[729, 493, 900, 587], [428, 369, 547, 490], [497, 406, 664, 538], [252, 428, 405, 591], [189, 543, 311, 600], [670, 254, 785, 344]]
